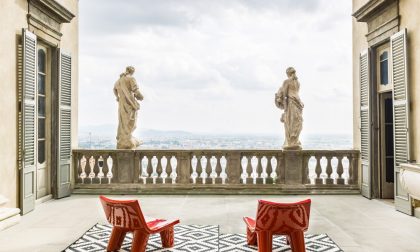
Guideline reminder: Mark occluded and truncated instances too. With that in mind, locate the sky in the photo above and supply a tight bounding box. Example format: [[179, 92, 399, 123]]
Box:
[[79, 0, 353, 136]]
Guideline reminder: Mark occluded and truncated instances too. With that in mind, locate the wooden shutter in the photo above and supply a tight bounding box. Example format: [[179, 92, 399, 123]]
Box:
[[360, 50, 371, 199], [56, 50, 72, 198], [19, 29, 37, 214], [391, 29, 412, 215]]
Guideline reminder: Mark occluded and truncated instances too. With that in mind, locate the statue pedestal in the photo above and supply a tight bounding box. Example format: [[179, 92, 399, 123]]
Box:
[[115, 151, 135, 183], [0, 195, 21, 231], [283, 150, 303, 184]]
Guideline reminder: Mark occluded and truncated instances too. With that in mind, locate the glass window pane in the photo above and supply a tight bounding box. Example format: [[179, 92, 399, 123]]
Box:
[[38, 96, 46, 116], [38, 118, 45, 139], [385, 98, 393, 123], [380, 59, 388, 85], [380, 51, 388, 61], [38, 74, 45, 94], [38, 140, 45, 164], [38, 49, 46, 73]]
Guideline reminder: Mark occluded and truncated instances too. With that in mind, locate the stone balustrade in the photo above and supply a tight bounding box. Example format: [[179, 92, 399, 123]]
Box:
[[72, 149, 359, 194]]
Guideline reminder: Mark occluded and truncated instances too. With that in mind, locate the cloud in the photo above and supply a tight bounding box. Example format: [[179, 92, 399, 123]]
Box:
[[79, 0, 353, 135]]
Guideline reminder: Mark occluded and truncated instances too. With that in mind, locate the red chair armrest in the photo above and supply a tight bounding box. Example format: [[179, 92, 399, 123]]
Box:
[[147, 219, 180, 233], [243, 217, 256, 231]]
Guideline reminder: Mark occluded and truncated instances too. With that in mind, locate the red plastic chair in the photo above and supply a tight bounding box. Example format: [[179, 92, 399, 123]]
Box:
[[243, 199, 311, 252], [99, 195, 180, 252]]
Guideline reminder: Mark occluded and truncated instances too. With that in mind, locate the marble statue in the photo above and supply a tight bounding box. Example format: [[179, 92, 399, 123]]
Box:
[[275, 67, 304, 150], [113, 66, 144, 149]]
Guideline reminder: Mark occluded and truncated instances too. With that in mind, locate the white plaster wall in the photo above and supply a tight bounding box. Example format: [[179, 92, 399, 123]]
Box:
[[0, 0, 78, 208]]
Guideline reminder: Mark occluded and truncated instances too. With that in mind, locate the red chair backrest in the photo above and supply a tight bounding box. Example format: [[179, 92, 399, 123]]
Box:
[[99, 196, 148, 232], [255, 199, 311, 234]]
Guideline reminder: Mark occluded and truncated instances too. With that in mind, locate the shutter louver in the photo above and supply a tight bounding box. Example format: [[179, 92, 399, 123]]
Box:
[[57, 51, 72, 198], [391, 30, 410, 167], [19, 29, 37, 214], [360, 50, 371, 199], [391, 29, 412, 215]]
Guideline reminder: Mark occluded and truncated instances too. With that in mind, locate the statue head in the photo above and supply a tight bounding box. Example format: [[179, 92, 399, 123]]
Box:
[[286, 67, 298, 80], [120, 66, 135, 77], [126, 66, 135, 75]]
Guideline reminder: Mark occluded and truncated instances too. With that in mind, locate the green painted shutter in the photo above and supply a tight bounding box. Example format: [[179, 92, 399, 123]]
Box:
[[391, 29, 412, 215], [19, 29, 37, 214], [360, 49, 371, 199], [56, 50, 72, 198]]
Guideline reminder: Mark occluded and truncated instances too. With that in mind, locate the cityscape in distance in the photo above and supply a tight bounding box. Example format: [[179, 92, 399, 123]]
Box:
[[78, 124, 352, 150]]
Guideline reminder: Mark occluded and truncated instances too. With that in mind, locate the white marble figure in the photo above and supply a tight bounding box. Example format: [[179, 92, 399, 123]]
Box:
[[113, 66, 144, 149], [275, 67, 304, 150]]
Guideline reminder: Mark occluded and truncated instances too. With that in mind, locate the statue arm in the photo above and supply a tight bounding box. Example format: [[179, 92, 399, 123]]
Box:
[[130, 77, 144, 101], [113, 83, 119, 101]]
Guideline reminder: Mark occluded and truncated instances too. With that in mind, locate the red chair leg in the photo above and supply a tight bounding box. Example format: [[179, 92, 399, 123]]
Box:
[[246, 227, 257, 246], [131, 230, 150, 252], [286, 235, 290, 245], [257, 231, 273, 252], [107, 227, 127, 251], [160, 226, 175, 248], [289, 231, 306, 252]]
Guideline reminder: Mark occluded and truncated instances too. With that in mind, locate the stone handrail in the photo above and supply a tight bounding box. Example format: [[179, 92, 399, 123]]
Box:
[[72, 149, 359, 194]]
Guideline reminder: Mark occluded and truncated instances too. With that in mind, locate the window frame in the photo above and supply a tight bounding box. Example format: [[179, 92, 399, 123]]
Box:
[[376, 43, 393, 93]]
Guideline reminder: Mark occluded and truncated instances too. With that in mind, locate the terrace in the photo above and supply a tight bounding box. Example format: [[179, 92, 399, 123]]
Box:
[[1, 194, 420, 251]]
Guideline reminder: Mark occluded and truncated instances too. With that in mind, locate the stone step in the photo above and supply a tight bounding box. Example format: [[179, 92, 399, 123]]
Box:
[[0, 208, 20, 231], [0, 208, 20, 222]]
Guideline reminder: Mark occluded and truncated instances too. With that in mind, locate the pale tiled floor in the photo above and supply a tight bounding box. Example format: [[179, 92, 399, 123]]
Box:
[[1, 194, 420, 252]]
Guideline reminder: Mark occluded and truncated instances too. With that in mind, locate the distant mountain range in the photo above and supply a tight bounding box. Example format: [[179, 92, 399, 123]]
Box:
[[79, 124, 194, 138]]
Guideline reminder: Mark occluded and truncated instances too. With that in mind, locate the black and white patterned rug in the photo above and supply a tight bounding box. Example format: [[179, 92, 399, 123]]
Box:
[[64, 224, 342, 252], [219, 233, 343, 252]]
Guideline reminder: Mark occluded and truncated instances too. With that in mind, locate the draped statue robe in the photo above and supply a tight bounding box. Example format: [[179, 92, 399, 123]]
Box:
[[275, 78, 304, 150], [114, 75, 144, 149]]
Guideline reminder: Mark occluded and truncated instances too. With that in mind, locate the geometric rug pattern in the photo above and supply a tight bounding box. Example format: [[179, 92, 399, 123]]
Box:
[[64, 224, 343, 252], [219, 233, 343, 252], [64, 224, 218, 252]]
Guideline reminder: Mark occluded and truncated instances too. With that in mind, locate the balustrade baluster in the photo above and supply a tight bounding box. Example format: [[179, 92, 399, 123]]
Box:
[[315, 155, 323, 184], [156, 155, 163, 184], [190, 155, 198, 184], [86, 155, 94, 184], [101, 154, 109, 184], [265, 156, 273, 184], [240, 156, 247, 184], [76, 154, 83, 184], [336, 156, 344, 184], [146, 155, 153, 184], [302, 154, 310, 184], [195, 155, 202, 183], [220, 155, 228, 184], [326, 155, 333, 184], [98, 154, 108, 184], [108, 154, 116, 183], [246, 156, 253, 184], [170, 156, 177, 184], [349, 154, 358, 185], [215, 155, 222, 184], [256, 156, 263, 184], [90, 155, 99, 184], [162, 156, 169, 184], [205, 155, 212, 184]]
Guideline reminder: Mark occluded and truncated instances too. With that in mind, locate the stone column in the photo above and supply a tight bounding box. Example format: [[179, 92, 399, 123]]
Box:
[[178, 152, 191, 184], [227, 152, 241, 184], [0, 195, 21, 231], [115, 151, 135, 183], [283, 150, 303, 184]]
